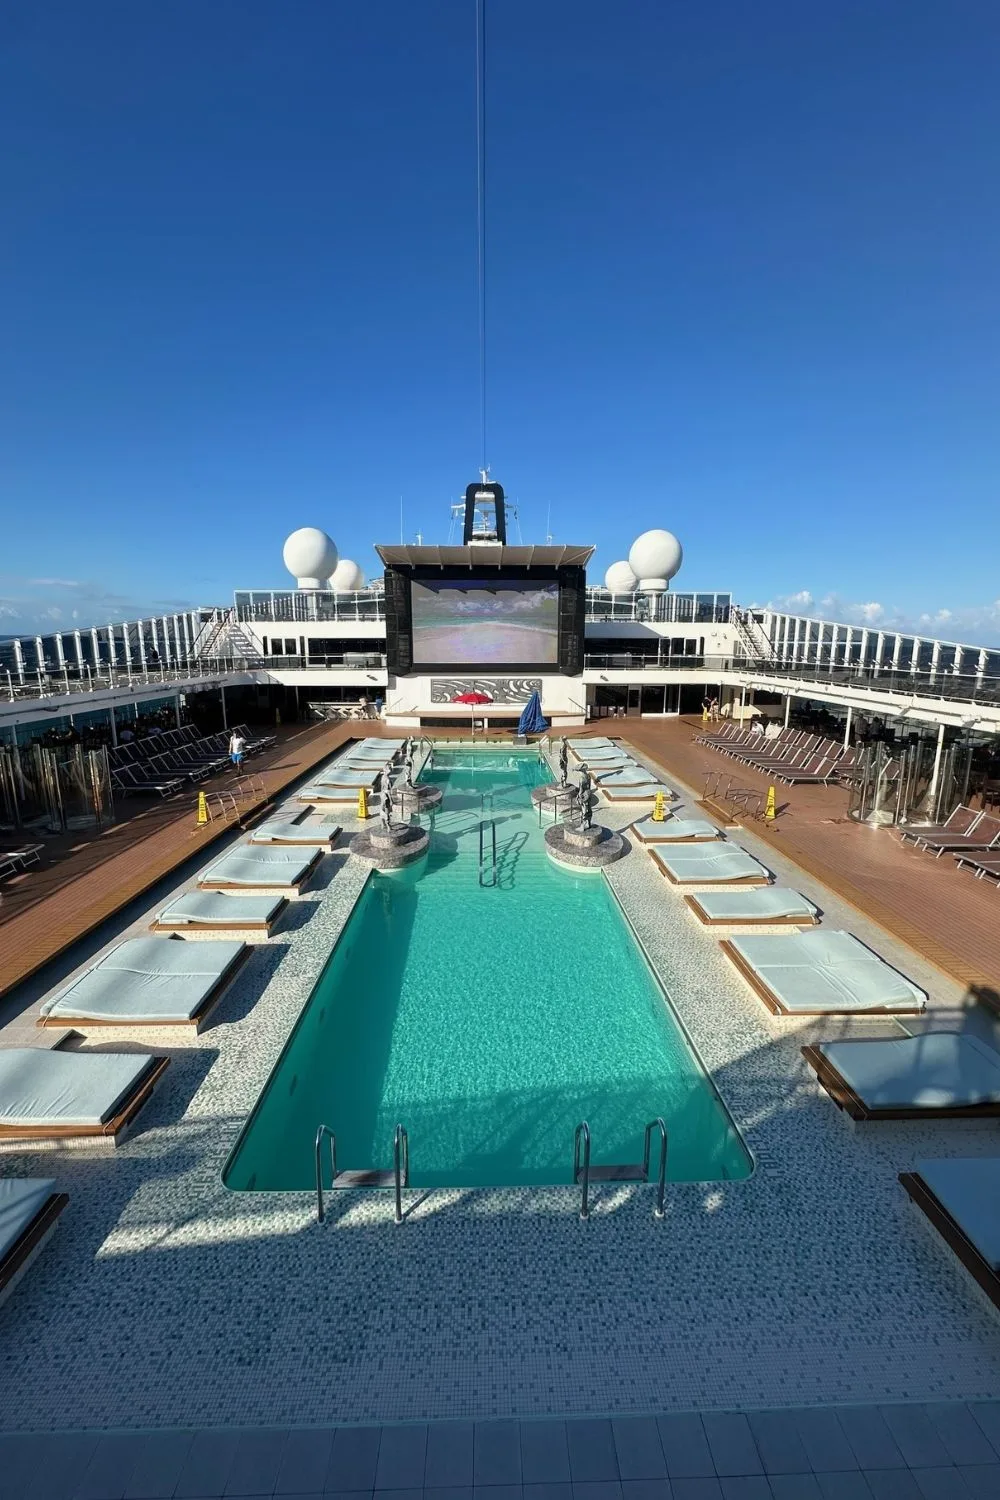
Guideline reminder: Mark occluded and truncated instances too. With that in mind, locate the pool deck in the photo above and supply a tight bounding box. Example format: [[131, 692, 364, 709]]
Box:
[[1, 733, 1000, 1439], [595, 716, 1000, 1003]]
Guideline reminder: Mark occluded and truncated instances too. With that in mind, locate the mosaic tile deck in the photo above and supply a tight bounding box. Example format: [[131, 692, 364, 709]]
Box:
[[1, 740, 1000, 1431]]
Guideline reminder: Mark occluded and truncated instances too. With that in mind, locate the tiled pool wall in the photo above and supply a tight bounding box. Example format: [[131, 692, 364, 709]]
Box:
[[0, 736, 999, 1429]]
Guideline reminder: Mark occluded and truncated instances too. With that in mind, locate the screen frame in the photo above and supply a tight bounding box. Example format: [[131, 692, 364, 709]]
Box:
[[385, 564, 584, 676]]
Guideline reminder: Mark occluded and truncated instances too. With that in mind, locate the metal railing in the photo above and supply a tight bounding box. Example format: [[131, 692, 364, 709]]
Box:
[[745, 662, 1000, 708], [479, 815, 497, 886], [314, 1121, 410, 1225], [574, 1117, 668, 1221]]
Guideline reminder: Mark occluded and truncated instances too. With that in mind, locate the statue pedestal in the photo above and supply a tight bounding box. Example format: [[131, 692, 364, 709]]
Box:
[[544, 821, 626, 870], [394, 784, 443, 815], [531, 784, 578, 818], [350, 821, 430, 868]]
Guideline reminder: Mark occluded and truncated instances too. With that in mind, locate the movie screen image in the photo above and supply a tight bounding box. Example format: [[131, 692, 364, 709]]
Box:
[[410, 577, 559, 666]]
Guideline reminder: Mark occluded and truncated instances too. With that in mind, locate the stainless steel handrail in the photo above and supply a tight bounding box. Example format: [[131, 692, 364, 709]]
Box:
[[643, 1118, 668, 1220], [315, 1123, 337, 1223], [393, 1123, 409, 1225], [574, 1121, 592, 1220]]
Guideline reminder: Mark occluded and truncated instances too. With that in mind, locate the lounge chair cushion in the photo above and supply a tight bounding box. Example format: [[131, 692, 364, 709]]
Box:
[[914, 1159, 1000, 1270], [730, 931, 925, 1012], [250, 820, 337, 845], [653, 847, 770, 883], [568, 738, 614, 747], [314, 768, 381, 787], [340, 741, 404, 759], [0, 1178, 58, 1261], [156, 892, 284, 926], [634, 816, 720, 842], [0, 1049, 156, 1128], [817, 1033, 1000, 1110], [200, 848, 316, 886], [41, 938, 246, 1023], [690, 889, 818, 922], [596, 768, 660, 786]]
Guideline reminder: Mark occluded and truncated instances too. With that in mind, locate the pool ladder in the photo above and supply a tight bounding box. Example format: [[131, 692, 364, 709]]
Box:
[[315, 1123, 410, 1225], [479, 791, 497, 887], [573, 1118, 668, 1222]]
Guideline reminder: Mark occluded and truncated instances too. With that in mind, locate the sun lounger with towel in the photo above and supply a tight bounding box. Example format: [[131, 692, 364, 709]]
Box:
[[152, 891, 286, 936], [802, 1033, 1000, 1119], [249, 820, 340, 848], [899, 1158, 1000, 1311], [0, 1178, 68, 1304], [722, 930, 926, 1014], [39, 937, 248, 1031], [685, 889, 819, 926], [652, 846, 771, 885], [632, 816, 721, 843], [0, 1047, 168, 1146], [198, 846, 321, 893]]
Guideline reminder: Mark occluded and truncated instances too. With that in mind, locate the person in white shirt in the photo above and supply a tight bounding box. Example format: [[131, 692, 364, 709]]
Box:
[[229, 732, 246, 770]]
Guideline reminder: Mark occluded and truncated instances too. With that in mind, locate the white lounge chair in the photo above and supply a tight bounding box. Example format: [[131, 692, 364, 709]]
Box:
[[803, 1033, 1000, 1119], [651, 846, 771, 885], [39, 937, 248, 1032], [198, 846, 321, 893], [313, 768, 382, 788], [0, 1048, 168, 1146], [722, 930, 926, 1015], [249, 820, 340, 848], [0, 1178, 68, 1304], [684, 889, 819, 927], [632, 816, 721, 843], [152, 891, 286, 937], [899, 1158, 1000, 1310]]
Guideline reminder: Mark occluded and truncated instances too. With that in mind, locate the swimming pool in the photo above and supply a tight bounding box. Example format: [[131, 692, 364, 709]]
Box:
[[225, 748, 750, 1190]]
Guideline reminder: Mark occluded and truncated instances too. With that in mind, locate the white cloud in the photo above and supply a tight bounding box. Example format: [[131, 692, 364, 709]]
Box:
[[759, 591, 1000, 647]]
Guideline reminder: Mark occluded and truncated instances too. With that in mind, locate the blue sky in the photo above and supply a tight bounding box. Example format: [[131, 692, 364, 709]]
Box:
[[1, 0, 999, 642]]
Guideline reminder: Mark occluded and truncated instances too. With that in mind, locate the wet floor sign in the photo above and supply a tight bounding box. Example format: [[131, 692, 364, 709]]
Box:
[[765, 785, 776, 821], [358, 786, 369, 819], [652, 789, 666, 822]]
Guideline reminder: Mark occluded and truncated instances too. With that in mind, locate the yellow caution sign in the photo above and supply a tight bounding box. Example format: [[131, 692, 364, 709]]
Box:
[[652, 789, 666, 822], [357, 786, 368, 820], [765, 784, 776, 822], [197, 791, 208, 826]]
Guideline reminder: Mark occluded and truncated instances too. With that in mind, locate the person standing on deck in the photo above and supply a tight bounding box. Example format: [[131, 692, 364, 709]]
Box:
[[229, 730, 246, 771]]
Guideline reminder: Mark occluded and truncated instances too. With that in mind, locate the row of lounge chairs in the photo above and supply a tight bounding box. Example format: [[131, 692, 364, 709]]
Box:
[[565, 738, 672, 805], [899, 805, 1000, 884], [0, 740, 363, 1301], [633, 783, 1000, 1313], [695, 723, 858, 786], [298, 738, 407, 802], [111, 723, 275, 797]]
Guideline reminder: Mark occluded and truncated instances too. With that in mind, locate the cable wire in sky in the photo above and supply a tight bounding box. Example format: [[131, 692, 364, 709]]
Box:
[[475, 0, 487, 476]]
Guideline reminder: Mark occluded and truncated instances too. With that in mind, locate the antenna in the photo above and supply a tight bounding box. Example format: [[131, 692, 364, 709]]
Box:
[[475, 0, 488, 474], [399, 495, 404, 545], [545, 500, 553, 545]]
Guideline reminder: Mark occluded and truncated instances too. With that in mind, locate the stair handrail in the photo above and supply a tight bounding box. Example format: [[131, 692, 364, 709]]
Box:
[[315, 1123, 338, 1223], [643, 1118, 668, 1220], [574, 1121, 592, 1220], [393, 1123, 409, 1225]]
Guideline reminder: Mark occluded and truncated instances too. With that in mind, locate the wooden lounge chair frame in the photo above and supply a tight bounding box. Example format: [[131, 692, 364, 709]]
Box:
[[0, 1053, 169, 1144], [684, 894, 818, 927], [801, 1044, 1000, 1120], [37, 944, 252, 1033], [199, 847, 323, 892], [722, 941, 924, 1016], [0, 1191, 69, 1301], [150, 897, 288, 937], [898, 1169, 1000, 1313]]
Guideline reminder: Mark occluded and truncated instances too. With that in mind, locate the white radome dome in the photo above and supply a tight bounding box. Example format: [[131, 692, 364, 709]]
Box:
[[329, 558, 365, 593], [282, 527, 338, 589], [604, 560, 638, 593], [628, 529, 683, 591]]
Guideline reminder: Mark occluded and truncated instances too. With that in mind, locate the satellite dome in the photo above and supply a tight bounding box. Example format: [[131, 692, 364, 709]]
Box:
[[604, 560, 638, 592], [628, 529, 683, 592], [282, 528, 338, 589], [329, 558, 365, 593]]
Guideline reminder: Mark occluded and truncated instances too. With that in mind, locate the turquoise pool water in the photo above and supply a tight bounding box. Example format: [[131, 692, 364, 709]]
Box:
[[225, 748, 750, 1190]]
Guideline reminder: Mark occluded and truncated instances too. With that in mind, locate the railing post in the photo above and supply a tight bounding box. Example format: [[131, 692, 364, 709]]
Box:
[[574, 1122, 591, 1220]]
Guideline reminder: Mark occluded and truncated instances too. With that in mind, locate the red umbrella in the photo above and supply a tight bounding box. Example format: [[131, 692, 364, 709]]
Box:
[[451, 691, 493, 704]]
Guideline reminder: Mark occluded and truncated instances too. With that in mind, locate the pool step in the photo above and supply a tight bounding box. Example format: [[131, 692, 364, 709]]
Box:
[[574, 1163, 646, 1183], [332, 1168, 400, 1189]]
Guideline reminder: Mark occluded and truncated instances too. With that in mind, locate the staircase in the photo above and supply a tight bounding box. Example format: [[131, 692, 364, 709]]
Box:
[[191, 608, 265, 668], [729, 606, 778, 667]]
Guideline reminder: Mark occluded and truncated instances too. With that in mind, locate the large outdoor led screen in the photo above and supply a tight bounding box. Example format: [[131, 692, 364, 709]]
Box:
[[410, 577, 560, 666]]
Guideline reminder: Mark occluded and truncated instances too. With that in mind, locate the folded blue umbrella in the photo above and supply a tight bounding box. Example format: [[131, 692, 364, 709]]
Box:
[[517, 690, 548, 735]]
